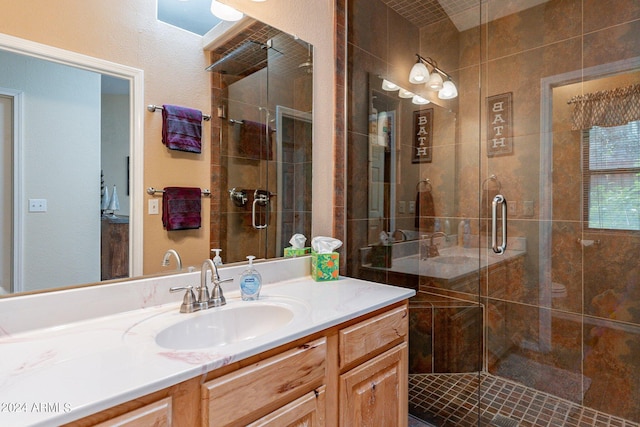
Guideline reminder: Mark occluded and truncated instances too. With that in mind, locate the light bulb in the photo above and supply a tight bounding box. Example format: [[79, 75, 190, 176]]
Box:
[[412, 95, 430, 105], [427, 72, 444, 91], [210, 1, 244, 21], [438, 80, 458, 99], [409, 61, 429, 84], [381, 79, 400, 91], [398, 88, 414, 98]]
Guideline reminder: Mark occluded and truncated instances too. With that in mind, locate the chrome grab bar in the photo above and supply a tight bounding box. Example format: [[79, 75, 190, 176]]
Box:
[[252, 189, 270, 229], [491, 194, 507, 254]]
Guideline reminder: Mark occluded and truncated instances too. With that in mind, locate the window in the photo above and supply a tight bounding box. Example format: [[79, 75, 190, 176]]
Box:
[[583, 121, 640, 231]]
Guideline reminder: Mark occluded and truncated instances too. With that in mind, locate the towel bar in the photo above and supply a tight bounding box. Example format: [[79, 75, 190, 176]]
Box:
[[147, 104, 211, 121], [147, 187, 211, 197]]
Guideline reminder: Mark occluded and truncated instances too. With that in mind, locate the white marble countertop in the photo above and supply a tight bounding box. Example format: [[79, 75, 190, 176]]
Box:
[[0, 258, 414, 427]]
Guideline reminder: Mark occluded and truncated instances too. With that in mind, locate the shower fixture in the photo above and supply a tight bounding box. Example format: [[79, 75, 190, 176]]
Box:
[[298, 42, 313, 74], [409, 54, 458, 99]]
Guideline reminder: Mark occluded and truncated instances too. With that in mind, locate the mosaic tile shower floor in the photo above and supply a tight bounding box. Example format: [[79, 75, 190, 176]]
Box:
[[409, 373, 639, 427]]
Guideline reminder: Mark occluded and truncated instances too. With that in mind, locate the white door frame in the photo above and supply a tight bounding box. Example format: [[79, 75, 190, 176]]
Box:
[[0, 88, 23, 292], [0, 33, 145, 286]]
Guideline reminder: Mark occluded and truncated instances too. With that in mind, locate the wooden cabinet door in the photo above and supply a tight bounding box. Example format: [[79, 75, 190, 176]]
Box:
[[339, 343, 408, 427], [247, 386, 325, 427], [93, 397, 171, 427]]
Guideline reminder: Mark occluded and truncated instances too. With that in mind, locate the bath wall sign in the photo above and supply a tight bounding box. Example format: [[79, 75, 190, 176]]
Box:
[[487, 92, 513, 157], [413, 108, 433, 163]]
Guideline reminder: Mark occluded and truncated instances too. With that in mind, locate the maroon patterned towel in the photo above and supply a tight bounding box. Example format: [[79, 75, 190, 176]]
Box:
[[162, 187, 201, 231], [162, 104, 203, 153]]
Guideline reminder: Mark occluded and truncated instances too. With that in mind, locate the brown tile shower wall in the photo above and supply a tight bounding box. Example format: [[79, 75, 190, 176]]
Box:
[[459, 1, 640, 422], [345, 0, 420, 279], [346, 0, 640, 422]]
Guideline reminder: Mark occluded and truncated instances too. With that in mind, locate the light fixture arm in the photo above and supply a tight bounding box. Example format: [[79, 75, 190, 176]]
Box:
[[415, 54, 453, 82]]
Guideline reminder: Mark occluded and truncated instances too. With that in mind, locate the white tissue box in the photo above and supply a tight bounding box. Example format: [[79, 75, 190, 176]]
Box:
[[283, 246, 311, 257], [310, 251, 340, 281]]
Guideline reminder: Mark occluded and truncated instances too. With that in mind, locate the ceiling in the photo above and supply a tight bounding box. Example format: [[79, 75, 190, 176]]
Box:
[[381, 0, 549, 32], [157, 0, 222, 36]]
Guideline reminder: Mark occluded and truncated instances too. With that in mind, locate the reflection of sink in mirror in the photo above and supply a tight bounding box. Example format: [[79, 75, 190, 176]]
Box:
[[431, 256, 475, 265], [155, 304, 294, 350]]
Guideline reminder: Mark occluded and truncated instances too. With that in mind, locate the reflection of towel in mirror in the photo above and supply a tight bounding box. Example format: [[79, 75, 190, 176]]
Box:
[[237, 120, 273, 160], [162, 187, 202, 231], [162, 104, 203, 153], [415, 190, 435, 232]]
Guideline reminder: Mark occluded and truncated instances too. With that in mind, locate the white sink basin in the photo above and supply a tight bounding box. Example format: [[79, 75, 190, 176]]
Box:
[[155, 304, 294, 350], [124, 297, 308, 351]]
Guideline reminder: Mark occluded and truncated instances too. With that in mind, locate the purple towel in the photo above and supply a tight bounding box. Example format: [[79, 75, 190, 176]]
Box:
[[237, 120, 273, 160], [162, 104, 203, 153], [162, 187, 202, 231]]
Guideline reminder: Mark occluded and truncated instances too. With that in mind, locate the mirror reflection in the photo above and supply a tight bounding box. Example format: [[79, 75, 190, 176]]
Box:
[[366, 74, 456, 249], [209, 23, 313, 263], [0, 11, 313, 296], [0, 49, 132, 295]]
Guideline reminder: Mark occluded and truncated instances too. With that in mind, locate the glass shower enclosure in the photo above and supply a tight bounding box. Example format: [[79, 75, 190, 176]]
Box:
[[347, 0, 640, 425], [208, 20, 313, 263]]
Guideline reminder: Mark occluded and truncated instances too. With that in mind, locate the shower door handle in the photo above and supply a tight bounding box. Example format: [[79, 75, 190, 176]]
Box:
[[252, 190, 270, 229], [491, 194, 507, 254]]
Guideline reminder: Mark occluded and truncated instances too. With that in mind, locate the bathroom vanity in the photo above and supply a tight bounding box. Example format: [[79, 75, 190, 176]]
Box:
[[0, 257, 414, 426]]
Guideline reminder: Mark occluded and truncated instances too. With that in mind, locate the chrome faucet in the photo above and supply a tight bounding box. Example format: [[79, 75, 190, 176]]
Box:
[[421, 232, 447, 259], [162, 249, 182, 271], [169, 259, 233, 313], [201, 259, 233, 308]]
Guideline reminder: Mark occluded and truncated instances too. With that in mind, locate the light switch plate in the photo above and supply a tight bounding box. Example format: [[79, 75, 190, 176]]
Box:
[[28, 199, 47, 212], [398, 201, 406, 214], [408, 201, 415, 213], [148, 199, 159, 215]]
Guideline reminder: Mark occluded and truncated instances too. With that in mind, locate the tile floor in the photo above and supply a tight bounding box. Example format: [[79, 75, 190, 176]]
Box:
[[409, 373, 640, 427]]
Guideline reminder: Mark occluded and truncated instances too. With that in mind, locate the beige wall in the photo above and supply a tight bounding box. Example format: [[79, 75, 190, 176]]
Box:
[[0, 0, 335, 274]]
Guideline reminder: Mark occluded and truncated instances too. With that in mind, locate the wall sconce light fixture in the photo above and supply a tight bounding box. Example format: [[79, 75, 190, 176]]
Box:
[[410, 54, 458, 99]]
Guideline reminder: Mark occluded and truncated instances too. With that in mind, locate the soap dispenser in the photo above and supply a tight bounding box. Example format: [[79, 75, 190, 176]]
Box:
[[211, 249, 223, 266], [239, 256, 262, 301]]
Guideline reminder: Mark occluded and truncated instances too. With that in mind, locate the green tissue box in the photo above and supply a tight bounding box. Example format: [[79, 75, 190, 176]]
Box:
[[284, 246, 311, 257], [310, 251, 340, 281]]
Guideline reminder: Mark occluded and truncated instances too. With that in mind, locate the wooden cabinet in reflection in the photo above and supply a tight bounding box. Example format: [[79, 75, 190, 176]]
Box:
[[101, 216, 129, 280]]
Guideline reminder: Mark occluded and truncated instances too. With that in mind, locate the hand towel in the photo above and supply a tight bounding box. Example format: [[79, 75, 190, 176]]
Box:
[[415, 189, 435, 232], [162, 187, 202, 231], [237, 120, 273, 160], [162, 104, 203, 153]]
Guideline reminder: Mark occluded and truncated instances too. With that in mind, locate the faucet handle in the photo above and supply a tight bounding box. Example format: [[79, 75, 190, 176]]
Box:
[[169, 286, 198, 313], [209, 277, 232, 307]]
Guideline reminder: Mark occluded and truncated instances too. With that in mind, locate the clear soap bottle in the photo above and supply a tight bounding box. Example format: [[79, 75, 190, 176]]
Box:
[[239, 256, 262, 301], [211, 248, 223, 266]]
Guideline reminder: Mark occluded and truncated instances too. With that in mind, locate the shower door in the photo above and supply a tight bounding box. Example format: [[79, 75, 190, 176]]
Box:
[[215, 29, 313, 264]]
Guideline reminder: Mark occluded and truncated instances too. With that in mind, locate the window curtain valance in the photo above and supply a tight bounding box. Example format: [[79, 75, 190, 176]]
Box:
[[568, 83, 640, 130]]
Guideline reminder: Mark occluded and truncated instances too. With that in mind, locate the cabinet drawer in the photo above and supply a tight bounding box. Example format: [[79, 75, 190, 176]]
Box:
[[247, 386, 326, 427], [93, 397, 171, 427], [339, 305, 408, 369], [202, 338, 326, 426]]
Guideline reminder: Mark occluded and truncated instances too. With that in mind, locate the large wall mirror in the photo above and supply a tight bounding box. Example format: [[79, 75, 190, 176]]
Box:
[[0, 11, 313, 297]]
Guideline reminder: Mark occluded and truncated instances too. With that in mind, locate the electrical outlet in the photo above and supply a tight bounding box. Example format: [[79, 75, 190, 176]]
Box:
[[398, 201, 406, 214], [508, 200, 517, 216], [523, 200, 534, 217], [28, 198, 47, 212], [148, 199, 159, 215], [408, 201, 415, 213]]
